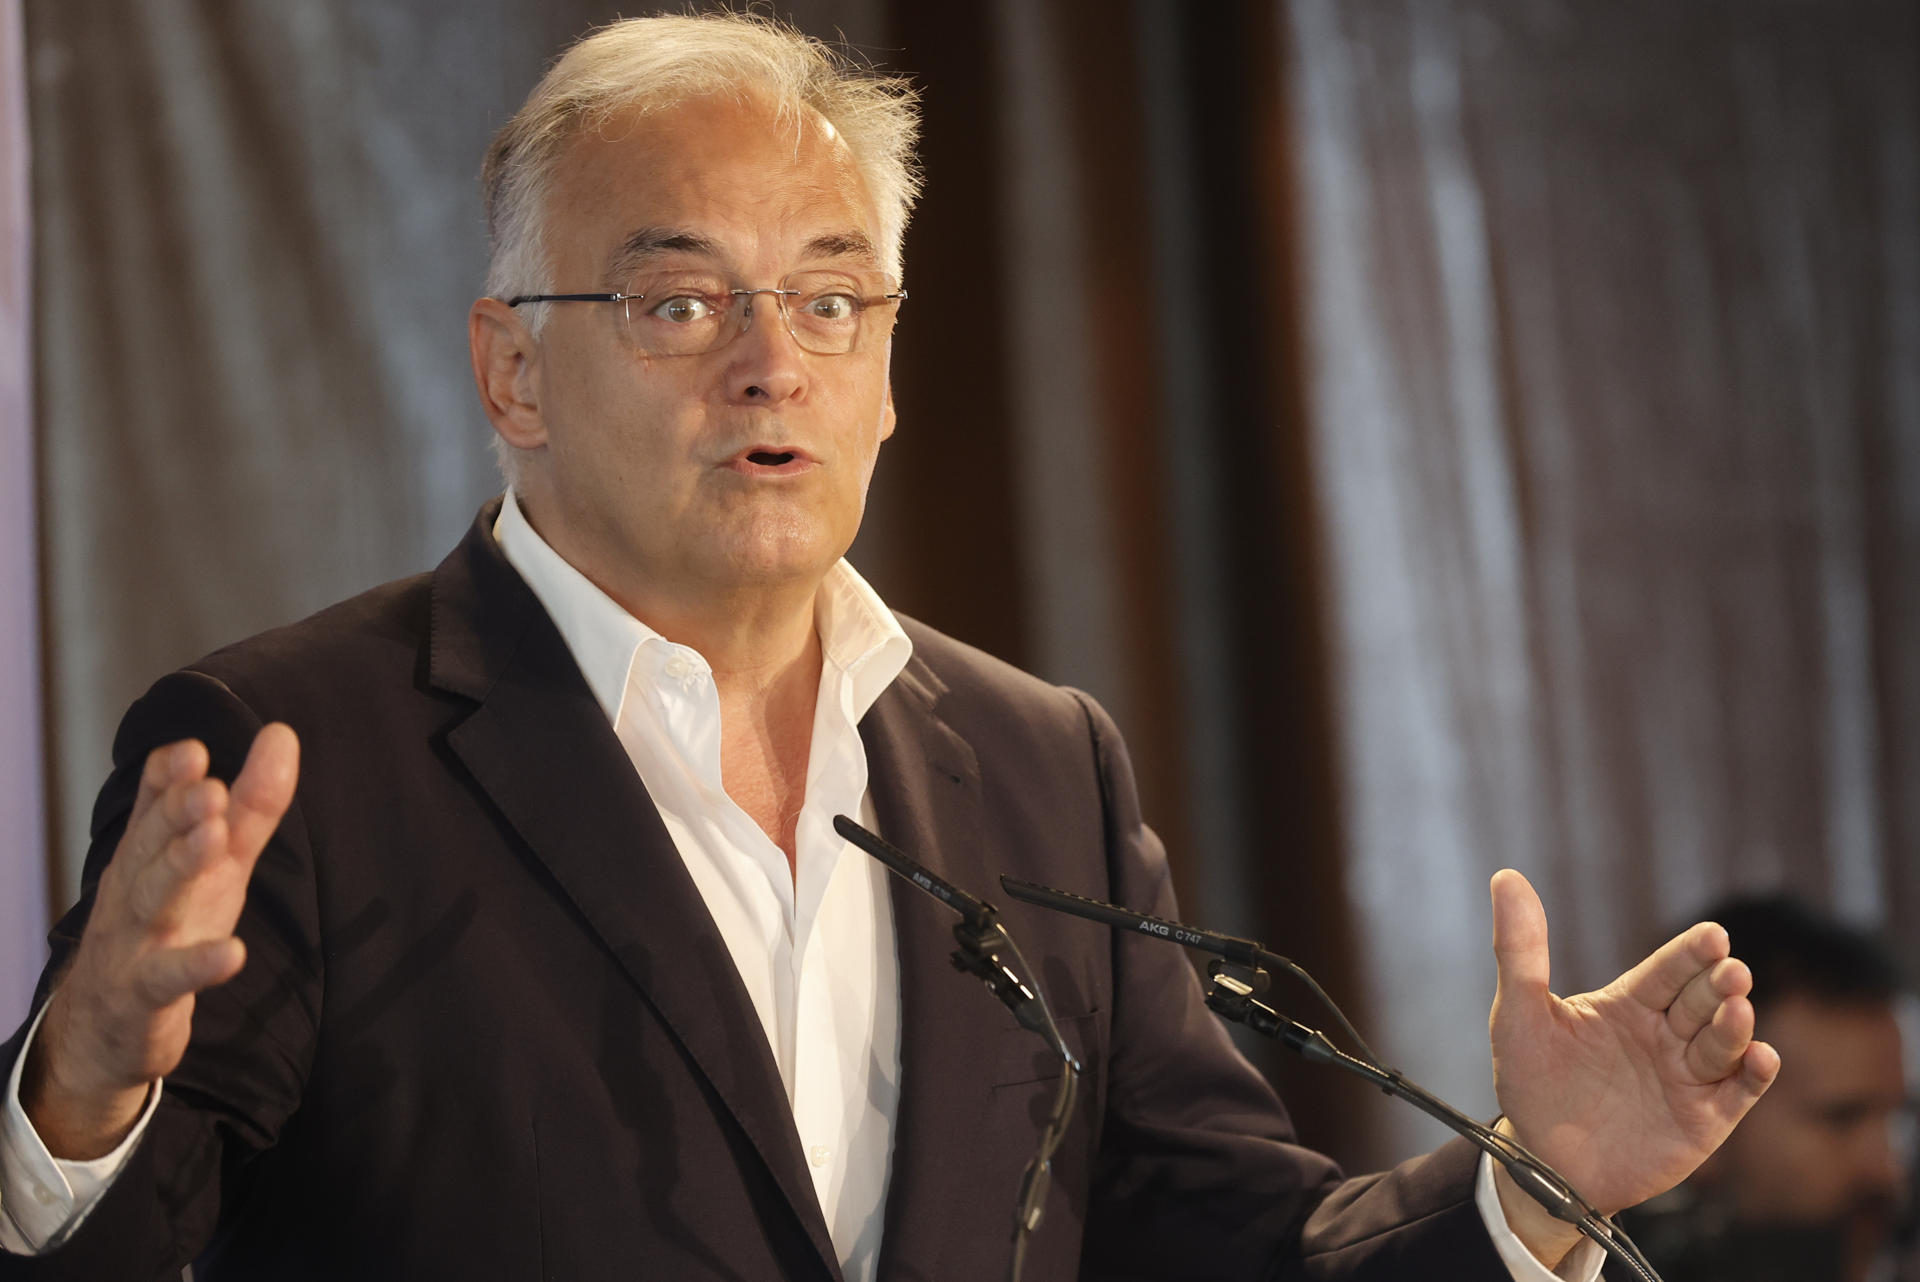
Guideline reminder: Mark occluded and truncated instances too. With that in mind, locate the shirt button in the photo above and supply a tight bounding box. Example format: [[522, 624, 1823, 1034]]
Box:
[[664, 656, 691, 679], [33, 1182, 55, 1205], [808, 1145, 832, 1169]]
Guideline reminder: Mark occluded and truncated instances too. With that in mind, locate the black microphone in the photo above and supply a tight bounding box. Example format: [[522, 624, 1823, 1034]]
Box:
[[1001, 876, 1376, 1063], [833, 816, 1081, 1282], [835, 816, 1058, 1045], [1001, 877, 1264, 962], [835, 814, 996, 932]]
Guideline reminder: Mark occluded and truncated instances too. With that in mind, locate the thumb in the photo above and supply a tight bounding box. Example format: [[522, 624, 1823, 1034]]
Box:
[[227, 723, 300, 856], [1490, 868, 1552, 1003]]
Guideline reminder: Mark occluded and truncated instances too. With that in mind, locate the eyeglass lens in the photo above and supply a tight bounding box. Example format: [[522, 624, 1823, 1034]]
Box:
[[622, 269, 902, 357]]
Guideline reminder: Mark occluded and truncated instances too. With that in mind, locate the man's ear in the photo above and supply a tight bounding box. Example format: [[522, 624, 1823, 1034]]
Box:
[[880, 377, 896, 442], [469, 298, 548, 451]]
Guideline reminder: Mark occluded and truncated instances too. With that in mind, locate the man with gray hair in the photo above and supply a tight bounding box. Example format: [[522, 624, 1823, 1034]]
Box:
[[1, 13, 1776, 1281]]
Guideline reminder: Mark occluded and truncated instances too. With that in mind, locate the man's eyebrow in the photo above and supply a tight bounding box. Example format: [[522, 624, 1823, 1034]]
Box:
[[802, 231, 879, 263], [605, 227, 880, 281], [607, 227, 720, 280]]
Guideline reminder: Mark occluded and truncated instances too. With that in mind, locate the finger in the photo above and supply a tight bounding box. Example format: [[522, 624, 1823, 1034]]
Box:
[[132, 739, 209, 817], [1684, 990, 1755, 1082], [1705, 1040, 1778, 1132], [123, 808, 232, 931], [1617, 920, 1731, 1012], [1665, 956, 1752, 1042], [225, 723, 300, 858], [1739, 1038, 1782, 1093], [112, 774, 224, 927], [117, 725, 296, 929], [131, 936, 247, 1008], [1490, 869, 1551, 999], [112, 744, 219, 884]]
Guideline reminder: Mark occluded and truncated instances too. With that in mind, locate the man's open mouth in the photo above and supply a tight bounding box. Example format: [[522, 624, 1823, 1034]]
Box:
[[747, 450, 797, 466]]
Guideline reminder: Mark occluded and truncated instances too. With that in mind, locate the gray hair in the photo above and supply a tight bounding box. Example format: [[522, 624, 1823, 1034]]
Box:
[[482, 10, 922, 333]]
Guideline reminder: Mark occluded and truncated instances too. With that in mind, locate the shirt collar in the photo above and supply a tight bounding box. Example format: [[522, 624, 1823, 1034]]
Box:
[[493, 489, 912, 726]]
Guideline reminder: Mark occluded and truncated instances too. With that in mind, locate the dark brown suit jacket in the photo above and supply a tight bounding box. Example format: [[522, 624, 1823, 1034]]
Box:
[[1, 502, 1504, 1280]]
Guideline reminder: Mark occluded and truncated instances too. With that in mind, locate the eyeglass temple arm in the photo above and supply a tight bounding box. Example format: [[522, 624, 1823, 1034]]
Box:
[[505, 292, 627, 307], [506, 286, 906, 308]]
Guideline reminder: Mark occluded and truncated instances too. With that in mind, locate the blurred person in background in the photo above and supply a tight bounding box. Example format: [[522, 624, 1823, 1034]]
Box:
[[1609, 894, 1915, 1282]]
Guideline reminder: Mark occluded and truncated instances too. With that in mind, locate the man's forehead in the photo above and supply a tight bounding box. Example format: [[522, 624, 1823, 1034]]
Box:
[[550, 97, 882, 276], [1764, 998, 1906, 1092]]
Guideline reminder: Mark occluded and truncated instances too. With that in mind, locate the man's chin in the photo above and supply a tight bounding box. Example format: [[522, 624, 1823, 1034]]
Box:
[[710, 522, 846, 591], [1839, 1198, 1901, 1282]]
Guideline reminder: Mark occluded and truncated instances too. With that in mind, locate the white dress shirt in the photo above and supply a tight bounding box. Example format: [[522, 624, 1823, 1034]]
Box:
[[2, 490, 1600, 1280], [492, 491, 912, 1281]]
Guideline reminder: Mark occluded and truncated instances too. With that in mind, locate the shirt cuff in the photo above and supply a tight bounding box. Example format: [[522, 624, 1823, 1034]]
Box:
[[1474, 1149, 1605, 1281], [0, 1000, 162, 1254]]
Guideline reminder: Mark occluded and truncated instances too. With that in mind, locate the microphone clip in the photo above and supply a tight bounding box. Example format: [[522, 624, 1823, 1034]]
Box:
[[1202, 959, 1336, 1063], [1205, 957, 1271, 1000], [951, 911, 1049, 1039], [1203, 958, 1274, 1032]]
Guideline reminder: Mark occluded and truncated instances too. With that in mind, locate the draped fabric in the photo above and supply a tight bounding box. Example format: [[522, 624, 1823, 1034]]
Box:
[[12, 0, 1917, 1176], [0, 0, 43, 1022], [1284, 0, 1920, 1156]]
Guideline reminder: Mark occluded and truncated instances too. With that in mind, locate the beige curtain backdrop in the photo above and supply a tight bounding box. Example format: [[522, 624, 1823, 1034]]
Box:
[[1285, 0, 1920, 1155], [12, 0, 1917, 1179], [1, 0, 43, 1021]]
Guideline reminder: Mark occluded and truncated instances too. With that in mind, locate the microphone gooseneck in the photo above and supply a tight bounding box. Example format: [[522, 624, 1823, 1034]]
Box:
[[833, 816, 1081, 1282], [1000, 876, 1379, 1065]]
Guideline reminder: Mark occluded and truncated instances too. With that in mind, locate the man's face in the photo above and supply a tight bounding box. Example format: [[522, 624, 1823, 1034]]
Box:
[[1701, 996, 1910, 1280], [509, 94, 897, 608]]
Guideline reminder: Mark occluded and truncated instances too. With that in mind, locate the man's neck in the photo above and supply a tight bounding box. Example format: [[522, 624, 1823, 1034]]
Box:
[[511, 492, 826, 867], [634, 584, 823, 690], [713, 623, 822, 871], [613, 586, 824, 872]]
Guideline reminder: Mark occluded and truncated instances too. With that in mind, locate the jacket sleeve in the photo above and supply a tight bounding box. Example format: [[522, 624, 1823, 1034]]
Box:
[[0, 670, 322, 1282]]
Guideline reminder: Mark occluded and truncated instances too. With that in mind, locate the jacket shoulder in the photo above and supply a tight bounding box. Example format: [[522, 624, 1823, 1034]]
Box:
[[892, 612, 1101, 743], [189, 572, 433, 701], [108, 573, 438, 775]]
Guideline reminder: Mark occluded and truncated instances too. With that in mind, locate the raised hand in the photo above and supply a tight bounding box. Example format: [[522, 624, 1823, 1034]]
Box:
[[1486, 868, 1781, 1264], [19, 725, 300, 1160]]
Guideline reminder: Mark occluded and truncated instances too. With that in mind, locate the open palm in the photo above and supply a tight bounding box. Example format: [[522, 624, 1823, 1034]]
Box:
[[1488, 869, 1780, 1218]]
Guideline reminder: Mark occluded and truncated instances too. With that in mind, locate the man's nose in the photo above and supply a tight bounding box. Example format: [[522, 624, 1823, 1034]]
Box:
[[724, 291, 806, 403]]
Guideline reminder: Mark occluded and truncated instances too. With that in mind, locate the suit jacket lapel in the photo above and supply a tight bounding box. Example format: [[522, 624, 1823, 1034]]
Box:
[[863, 657, 1007, 1282], [427, 504, 842, 1281]]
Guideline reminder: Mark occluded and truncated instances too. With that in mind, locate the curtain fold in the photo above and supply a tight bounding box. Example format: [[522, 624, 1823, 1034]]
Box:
[[1283, 0, 1920, 1158], [1, 0, 43, 1026]]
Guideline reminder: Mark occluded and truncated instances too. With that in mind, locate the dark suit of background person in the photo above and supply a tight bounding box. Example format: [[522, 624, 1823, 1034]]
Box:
[[0, 500, 1511, 1281]]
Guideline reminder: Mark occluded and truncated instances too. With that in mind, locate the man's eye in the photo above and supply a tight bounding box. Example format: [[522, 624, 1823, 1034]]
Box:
[[651, 295, 717, 324], [801, 293, 859, 321]]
